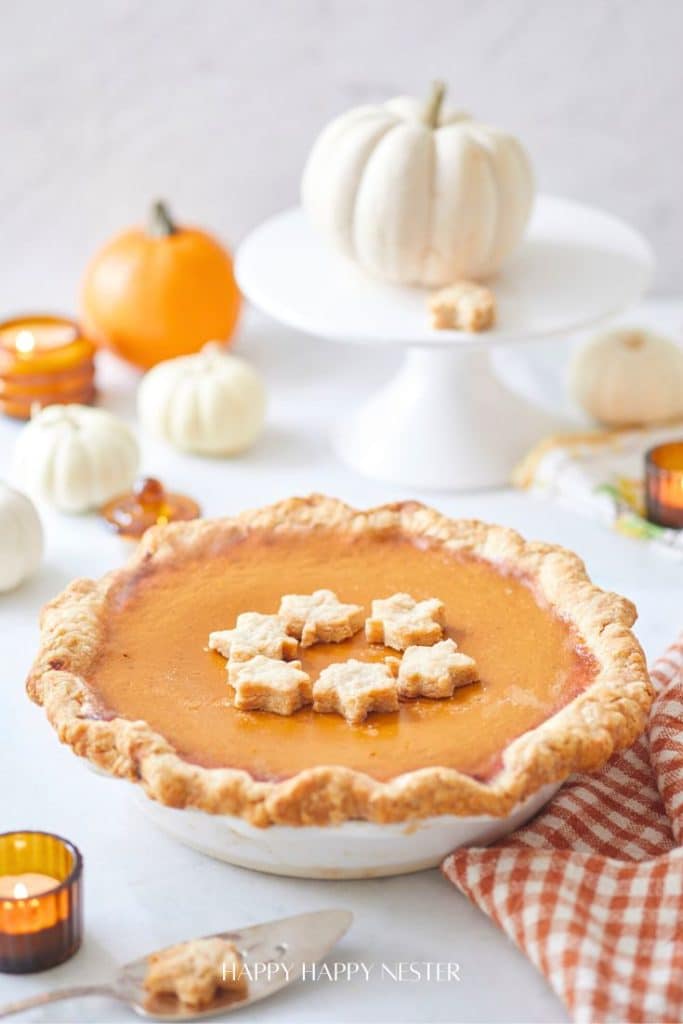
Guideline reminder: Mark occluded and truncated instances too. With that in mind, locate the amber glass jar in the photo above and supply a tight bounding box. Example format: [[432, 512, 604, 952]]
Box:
[[0, 831, 83, 973]]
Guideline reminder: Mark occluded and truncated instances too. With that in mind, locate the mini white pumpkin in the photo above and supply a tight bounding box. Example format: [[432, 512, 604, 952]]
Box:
[[0, 483, 43, 592], [569, 327, 683, 427], [12, 404, 140, 513], [138, 344, 266, 456], [301, 81, 534, 287]]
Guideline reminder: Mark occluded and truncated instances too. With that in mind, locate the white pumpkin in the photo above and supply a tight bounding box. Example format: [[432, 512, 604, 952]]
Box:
[[569, 327, 683, 427], [301, 81, 534, 287], [12, 404, 140, 513], [0, 483, 43, 592], [138, 344, 266, 456]]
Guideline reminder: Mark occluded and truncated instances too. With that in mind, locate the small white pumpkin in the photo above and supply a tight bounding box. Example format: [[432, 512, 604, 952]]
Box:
[[138, 344, 266, 456], [569, 327, 683, 427], [301, 81, 534, 287], [0, 483, 43, 592], [12, 404, 140, 513]]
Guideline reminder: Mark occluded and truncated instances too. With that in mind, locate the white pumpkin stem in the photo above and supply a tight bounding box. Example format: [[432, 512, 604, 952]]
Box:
[[201, 341, 227, 357], [622, 331, 645, 350], [423, 80, 446, 128]]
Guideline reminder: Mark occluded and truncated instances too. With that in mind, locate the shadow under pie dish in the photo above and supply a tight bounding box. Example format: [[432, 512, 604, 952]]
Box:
[[27, 495, 652, 836]]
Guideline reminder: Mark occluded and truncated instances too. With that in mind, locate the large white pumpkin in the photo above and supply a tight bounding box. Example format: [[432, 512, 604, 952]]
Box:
[[12, 404, 139, 513], [301, 82, 534, 287], [0, 483, 43, 592], [138, 344, 266, 456], [569, 327, 683, 427]]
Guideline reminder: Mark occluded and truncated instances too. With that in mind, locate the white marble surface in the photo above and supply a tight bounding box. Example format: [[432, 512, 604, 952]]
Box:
[[1, 0, 683, 304], [0, 301, 682, 1022]]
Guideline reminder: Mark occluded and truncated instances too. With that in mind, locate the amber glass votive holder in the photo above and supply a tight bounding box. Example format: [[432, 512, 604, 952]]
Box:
[[0, 314, 97, 420], [0, 832, 83, 973], [645, 442, 683, 529]]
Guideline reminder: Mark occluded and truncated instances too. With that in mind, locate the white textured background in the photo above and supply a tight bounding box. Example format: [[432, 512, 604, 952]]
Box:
[[2, 0, 683, 312]]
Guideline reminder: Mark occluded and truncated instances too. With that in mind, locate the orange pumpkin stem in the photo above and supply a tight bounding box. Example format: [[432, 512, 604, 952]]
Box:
[[150, 200, 178, 238]]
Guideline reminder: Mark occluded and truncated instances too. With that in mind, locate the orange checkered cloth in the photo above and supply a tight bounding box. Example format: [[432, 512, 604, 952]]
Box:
[[443, 634, 683, 1024]]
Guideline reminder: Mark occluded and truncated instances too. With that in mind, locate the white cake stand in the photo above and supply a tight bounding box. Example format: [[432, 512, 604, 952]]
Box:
[[236, 196, 653, 490]]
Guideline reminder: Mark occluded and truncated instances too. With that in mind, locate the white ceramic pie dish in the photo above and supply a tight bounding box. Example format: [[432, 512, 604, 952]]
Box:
[[134, 782, 560, 879]]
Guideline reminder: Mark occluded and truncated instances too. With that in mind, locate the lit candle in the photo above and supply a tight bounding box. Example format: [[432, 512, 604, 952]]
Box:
[[645, 441, 683, 529], [0, 315, 96, 420], [0, 874, 61, 899], [0, 831, 82, 973]]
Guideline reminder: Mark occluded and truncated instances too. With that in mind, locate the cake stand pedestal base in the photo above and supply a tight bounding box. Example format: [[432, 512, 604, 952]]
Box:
[[236, 199, 653, 491], [334, 347, 564, 491]]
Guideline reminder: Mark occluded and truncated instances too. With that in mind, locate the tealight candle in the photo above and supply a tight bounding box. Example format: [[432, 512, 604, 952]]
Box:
[[0, 314, 96, 420], [0, 874, 61, 899], [645, 441, 683, 529], [0, 831, 82, 973]]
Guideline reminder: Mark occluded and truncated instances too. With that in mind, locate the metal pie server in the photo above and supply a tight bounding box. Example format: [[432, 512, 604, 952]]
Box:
[[0, 908, 353, 1021]]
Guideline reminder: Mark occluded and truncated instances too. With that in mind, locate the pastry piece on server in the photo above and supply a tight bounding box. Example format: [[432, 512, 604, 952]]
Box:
[[144, 937, 247, 1008]]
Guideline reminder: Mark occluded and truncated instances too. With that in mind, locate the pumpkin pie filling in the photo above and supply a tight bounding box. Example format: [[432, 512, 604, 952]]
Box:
[[87, 528, 597, 784]]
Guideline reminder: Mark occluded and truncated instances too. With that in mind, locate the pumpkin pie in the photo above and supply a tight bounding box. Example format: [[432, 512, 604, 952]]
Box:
[[27, 495, 652, 827]]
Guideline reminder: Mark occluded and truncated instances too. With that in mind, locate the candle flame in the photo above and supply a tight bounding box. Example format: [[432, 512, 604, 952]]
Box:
[[15, 330, 36, 354], [13, 882, 29, 899]]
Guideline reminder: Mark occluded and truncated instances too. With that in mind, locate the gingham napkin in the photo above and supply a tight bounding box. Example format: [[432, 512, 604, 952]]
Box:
[[443, 634, 683, 1024]]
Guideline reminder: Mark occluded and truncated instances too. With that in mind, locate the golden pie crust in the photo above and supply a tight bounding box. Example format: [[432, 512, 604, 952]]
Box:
[[26, 495, 652, 828]]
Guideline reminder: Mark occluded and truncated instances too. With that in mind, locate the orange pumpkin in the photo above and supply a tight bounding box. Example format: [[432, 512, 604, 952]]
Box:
[[81, 201, 241, 370]]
